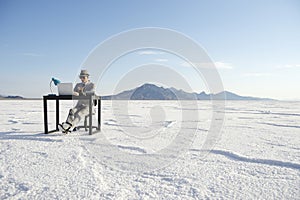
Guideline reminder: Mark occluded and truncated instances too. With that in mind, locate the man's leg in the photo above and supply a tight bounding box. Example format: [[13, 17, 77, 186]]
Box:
[[60, 107, 79, 132], [69, 106, 89, 128], [66, 107, 78, 124]]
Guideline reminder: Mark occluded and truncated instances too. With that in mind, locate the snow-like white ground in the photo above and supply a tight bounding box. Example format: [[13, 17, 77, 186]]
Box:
[[0, 100, 299, 199]]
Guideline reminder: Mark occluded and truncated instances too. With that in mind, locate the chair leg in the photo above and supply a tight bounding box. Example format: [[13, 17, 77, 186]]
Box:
[[83, 113, 96, 133], [84, 116, 88, 131]]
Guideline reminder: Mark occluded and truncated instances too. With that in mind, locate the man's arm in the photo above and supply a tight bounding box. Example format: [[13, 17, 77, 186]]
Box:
[[83, 82, 95, 95], [73, 83, 81, 96], [74, 82, 95, 96]]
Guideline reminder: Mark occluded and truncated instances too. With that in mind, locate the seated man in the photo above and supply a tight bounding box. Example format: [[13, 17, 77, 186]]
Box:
[[59, 69, 95, 133]]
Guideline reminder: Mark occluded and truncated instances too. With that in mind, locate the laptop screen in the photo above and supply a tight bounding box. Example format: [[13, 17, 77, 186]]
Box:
[[57, 83, 73, 95]]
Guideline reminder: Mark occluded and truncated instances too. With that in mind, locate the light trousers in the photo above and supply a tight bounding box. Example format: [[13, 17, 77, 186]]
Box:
[[66, 104, 89, 127]]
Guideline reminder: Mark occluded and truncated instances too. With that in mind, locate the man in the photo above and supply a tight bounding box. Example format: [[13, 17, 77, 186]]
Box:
[[59, 69, 95, 133]]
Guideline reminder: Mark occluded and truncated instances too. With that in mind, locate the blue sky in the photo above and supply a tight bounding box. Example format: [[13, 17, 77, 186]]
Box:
[[0, 0, 299, 99]]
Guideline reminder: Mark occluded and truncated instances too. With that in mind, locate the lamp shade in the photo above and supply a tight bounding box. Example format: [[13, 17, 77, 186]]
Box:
[[52, 77, 61, 86]]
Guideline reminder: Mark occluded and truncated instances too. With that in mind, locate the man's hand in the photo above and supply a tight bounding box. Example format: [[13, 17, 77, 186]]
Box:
[[77, 87, 83, 95]]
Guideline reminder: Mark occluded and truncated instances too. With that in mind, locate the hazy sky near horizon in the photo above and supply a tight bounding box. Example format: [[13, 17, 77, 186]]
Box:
[[1, 0, 299, 100]]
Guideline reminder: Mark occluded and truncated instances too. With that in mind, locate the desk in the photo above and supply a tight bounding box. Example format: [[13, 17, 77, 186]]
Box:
[[43, 95, 101, 135]]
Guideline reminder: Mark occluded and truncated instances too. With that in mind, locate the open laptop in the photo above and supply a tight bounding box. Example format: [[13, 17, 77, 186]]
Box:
[[57, 83, 73, 95]]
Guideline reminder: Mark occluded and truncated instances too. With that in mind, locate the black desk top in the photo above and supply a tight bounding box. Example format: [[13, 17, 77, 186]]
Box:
[[43, 95, 100, 100]]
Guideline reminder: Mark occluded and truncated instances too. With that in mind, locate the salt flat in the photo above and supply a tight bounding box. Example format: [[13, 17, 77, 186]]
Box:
[[0, 100, 299, 199]]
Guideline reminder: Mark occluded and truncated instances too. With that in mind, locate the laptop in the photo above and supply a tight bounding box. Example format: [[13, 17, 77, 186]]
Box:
[[57, 83, 73, 95]]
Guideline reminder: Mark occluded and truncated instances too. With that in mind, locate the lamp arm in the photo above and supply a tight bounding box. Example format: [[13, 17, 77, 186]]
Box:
[[50, 80, 54, 94]]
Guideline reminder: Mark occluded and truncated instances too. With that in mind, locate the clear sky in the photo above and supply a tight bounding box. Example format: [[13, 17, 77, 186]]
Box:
[[1, 0, 299, 100]]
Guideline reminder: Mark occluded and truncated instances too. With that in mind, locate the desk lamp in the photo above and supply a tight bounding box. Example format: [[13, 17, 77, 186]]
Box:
[[49, 77, 61, 95]]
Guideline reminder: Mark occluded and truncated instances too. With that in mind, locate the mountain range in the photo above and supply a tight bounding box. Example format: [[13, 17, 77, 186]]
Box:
[[0, 95, 24, 100], [0, 84, 274, 100], [102, 83, 273, 101]]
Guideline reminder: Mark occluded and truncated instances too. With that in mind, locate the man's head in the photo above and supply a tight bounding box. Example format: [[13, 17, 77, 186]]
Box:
[[79, 69, 89, 83]]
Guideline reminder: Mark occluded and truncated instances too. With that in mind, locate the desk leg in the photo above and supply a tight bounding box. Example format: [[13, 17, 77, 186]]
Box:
[[43, 97, 48, 134], [89, 96, 92, 135], [56, 99, 59, 131], [98, 99, 101, 130]]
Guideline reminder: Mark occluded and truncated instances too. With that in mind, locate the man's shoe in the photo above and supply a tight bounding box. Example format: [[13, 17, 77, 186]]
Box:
[[58, 122, 73, 134]]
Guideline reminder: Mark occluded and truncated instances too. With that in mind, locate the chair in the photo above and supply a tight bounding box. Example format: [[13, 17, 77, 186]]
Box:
[[76, 99, 98, 131]]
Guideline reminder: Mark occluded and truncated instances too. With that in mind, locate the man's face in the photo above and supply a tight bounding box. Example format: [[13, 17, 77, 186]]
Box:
[[80, 76, 88, 83]]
